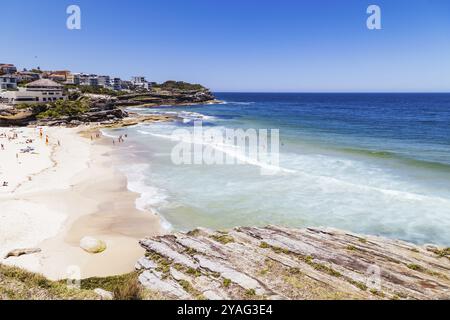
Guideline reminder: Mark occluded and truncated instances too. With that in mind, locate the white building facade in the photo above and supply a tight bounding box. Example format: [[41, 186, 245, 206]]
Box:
[[0, 75, 17, 90], [131, 76, 151, 90], [0, 79, 66, 105]]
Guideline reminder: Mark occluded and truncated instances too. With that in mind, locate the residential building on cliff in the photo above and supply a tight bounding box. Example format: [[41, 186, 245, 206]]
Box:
[[67, 72, 81, 85], [77, 74, 99, 87], [0, 64, 17, 75], [43, 70, 70, 82], [98, 75, 111, 88], [112, 78, 122, 91], [0, 75, 18, 90], [0, 79, 66, 104], [15, 71, 41, 83], [131, 76, 152, 90]]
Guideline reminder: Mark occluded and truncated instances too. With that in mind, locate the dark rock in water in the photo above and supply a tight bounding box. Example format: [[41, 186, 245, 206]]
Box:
[[137, 226, 450, 300]]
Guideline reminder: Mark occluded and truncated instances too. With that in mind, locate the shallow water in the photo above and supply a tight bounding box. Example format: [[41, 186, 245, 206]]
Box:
[[105, 93, 450, 246]]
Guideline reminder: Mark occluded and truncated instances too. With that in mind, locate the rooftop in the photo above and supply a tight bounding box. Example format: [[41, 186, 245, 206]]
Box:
[[26, 79, 63, 88]]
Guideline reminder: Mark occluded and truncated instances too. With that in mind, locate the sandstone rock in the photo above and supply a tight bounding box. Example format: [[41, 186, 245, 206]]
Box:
[[135, 257, 157, 270], [139, 270, 191, 299], [170, 267, 192, 282], [4, 248, 41, 259], [80, 237, 106, 254], [136, 226, 450, 300], [94, 288, 113, 300], [202, 290, 223, 300]]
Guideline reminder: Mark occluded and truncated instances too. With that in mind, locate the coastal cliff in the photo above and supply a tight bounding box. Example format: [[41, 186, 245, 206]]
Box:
[[136, 226, 450, 300], [0, 81, 217, 127], [113, 87, 217, 108]]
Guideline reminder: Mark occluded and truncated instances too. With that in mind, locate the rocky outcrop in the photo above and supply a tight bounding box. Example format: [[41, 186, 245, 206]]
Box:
[[137, 226, 450, 300], [0, 109, 35, 127], [4, 248, 42, 259], [36, 98, 128, 127], [36, 109, 129, 127], [115, 89, 217, 108], [0, 97, 128, 127], [94, 288, 114, 300]]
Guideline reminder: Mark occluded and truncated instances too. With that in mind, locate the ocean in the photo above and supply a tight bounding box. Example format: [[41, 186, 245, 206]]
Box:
[[104, 93, 450, 246]]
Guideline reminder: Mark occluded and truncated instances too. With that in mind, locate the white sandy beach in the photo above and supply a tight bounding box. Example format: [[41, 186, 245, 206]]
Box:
[[0, 126, 163, 280]]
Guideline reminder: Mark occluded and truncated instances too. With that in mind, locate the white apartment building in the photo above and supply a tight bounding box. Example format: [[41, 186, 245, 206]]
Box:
[[131, 76, 146, 84], [0, 79, 66, 104], [15, 71, 41, 83], [78, 74, 99, 87], [66, 72, 123, 91], [66, 73, 81, 85], [112, 78, 122, 91], [131, 76, 151, 90], [0, 75, 17, 90], [98, 75, 111, 88]]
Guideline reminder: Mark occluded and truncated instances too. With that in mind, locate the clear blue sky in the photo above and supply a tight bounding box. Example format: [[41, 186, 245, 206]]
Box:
[[1, 0, 449, 92]]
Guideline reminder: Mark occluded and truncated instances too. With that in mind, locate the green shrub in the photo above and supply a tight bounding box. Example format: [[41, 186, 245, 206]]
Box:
[[36, 99, 89, 119], [223, 278, 232, 288], [113, 277, 143, 300], [154, 81, 206, 91]]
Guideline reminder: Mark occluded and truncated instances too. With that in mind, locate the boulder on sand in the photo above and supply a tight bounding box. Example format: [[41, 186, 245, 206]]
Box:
[[80, 237, 107, 254]]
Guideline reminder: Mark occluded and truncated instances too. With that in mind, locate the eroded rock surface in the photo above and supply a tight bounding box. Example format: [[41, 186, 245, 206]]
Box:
[[137, 226, 450, 300], [4, 248, 42, 259]]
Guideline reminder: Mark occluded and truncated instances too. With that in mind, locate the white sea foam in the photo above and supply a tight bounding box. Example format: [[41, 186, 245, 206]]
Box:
[[222, 101, 255, 105], [135, 110, 216, 122], [137, 128, 295, 174], [118, 163, 173, 231], [100, 129, 119, 139]]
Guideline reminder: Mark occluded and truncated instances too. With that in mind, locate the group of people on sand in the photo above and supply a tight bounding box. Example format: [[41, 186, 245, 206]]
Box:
[[0, 129, 21, 188], [1, 127, 57, 188], [88, 131, 129, 146], [113, 134, 128, 145], [39, 128, 50, 145], [90, 132, 101, 141], [0, 131, 19, 141], [0, 129, 21, 151]]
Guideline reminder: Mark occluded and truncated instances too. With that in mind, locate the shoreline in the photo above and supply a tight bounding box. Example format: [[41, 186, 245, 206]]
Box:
[[0, 126, 164, 280]]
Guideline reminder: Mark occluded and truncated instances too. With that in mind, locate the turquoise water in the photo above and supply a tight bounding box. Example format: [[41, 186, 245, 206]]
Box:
[[105, 93, 450, 246]]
